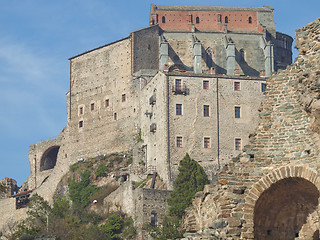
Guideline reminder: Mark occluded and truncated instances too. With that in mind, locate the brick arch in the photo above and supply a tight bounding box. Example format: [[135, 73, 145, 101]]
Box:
[[242, 165, 320, 239]]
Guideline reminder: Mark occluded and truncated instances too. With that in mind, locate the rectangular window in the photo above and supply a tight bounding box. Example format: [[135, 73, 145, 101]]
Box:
[[204, 137, 210, 148], [79, 107, 83, 115], [234, 82, 240, 91], [91, 103, 94, 111], [235, 106, 240, 118], [122, 94, 126, 102], [114, 113, 117, 120], [176, 137, 182, 148], [204, 105, 209, 117], [261, 83, 266, 92], [79, 121, 83, 128], [176, 104, 182, 115], [235, 138, 241, 150], [203, 80, 209, 90], [105, 99, 109, 107], [175, 79, 182, 91]]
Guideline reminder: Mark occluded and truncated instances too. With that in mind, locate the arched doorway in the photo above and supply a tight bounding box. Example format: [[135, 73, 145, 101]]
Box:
[[40, 146, 60, 171], [254, 177, 319, 240]]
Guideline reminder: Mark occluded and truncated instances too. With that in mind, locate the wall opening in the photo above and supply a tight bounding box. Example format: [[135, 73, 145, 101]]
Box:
[[40, 146, 60, 171], [254, 177, 319, 240], [151, 211, 157, 226]]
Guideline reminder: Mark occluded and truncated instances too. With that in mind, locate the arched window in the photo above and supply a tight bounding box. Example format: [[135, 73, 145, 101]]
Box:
[[249, 17, 252, 24], [162, 16, 165, 23], [225, 16, 228, 24], [196, 17, 200, 24], [151, 211, 157, 226]]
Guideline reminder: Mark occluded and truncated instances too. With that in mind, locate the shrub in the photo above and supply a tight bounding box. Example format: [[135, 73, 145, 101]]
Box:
[[99, 214, 124, 240], [52, 196, 70, 218], [68, 170, 98, 209], [95, 164, 108, 178]]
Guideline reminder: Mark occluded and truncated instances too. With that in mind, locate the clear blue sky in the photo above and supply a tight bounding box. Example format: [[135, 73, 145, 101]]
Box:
[[0, 0, 319, 186]]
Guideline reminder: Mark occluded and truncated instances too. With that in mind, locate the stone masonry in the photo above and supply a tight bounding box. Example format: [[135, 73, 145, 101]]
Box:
[[183, 18, 320, 240], [0, 4, 295, 236]]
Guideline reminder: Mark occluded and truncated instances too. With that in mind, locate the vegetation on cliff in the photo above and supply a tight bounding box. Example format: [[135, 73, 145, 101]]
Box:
[[11, 152, 136, 240]]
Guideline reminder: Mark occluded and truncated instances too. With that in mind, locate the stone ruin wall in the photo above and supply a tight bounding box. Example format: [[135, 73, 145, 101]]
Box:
[[183, 17, 320, 240]]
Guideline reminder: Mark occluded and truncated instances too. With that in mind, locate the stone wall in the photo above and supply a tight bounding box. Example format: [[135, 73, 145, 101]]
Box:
[[68, 37, 138, 161], [132, 25, 159, 74], [167, 73, 265, 180], [183, 17, 320, 240], [164, 32, 268, 76]]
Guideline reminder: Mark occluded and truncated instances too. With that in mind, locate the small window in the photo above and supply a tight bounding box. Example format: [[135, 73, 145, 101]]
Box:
[[79, 107, 83, 115], [105, 99, 109, 107], [162, 16, 166, 23], [91, 103, 94, 111], [204, 137, 210, 148], [176, 137, 182, 148], [79, 121, 83, 128], [235, 138, 241, 150], [234, 82, 240, 91], [204, 105, 209, 117], [203, 80, 209, 90], [122, 94, 126, 102], [176, 104, 182, 115], [249, 17, 252, 24], [151, 211, 157, 226], [225, 16, 228, 24], [114, 113, 117, 120], [218, 14, 221, 23], [235, 106, 241, 118], [196, 17, 200, 24], [175, 79, 182, 91], [261, 83, 266, 92]]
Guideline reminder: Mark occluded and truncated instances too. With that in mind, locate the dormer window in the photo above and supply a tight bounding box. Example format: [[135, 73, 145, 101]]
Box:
[[162, 16, 165, 23], [249, 17, 252, 24]]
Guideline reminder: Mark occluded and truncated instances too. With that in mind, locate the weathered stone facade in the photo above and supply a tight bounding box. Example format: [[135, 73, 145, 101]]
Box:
[[0, 4, 295, 236], [183, 17, 320, 240]]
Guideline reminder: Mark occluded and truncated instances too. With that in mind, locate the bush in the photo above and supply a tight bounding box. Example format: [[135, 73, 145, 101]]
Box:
[[167, 153, 209, 218], [52, 196, 70, 218], [99, 214, 124, 240], [68, 170, 98, 209], [95, 164, 108, 178]]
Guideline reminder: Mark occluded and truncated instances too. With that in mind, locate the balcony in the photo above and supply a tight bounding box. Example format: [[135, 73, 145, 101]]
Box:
[[172, 84, 188, 95]]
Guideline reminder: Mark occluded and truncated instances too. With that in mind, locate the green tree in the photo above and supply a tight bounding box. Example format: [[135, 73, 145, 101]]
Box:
[[14, 194, 52, 238], [167, 153, 209, 218], [99, 214, 124, 240]]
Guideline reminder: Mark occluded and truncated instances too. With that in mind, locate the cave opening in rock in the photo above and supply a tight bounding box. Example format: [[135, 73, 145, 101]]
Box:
[[254, 177, 319, 240]]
